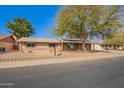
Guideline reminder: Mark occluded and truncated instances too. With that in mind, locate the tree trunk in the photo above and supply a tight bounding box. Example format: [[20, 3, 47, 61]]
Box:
[[81, 39, 86, 53], [81, 34, 88, 53]]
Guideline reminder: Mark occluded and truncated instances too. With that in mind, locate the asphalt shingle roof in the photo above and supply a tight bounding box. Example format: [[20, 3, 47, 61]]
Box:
[[18, 37, 61, 43], [0, 35, 9, 40]]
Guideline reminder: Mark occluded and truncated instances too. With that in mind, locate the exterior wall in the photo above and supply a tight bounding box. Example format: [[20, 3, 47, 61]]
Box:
[[0, 36, 16, 53], [91, 43, 104, 51], [0, 42, 14, 52], [20, 42, 62, 54]]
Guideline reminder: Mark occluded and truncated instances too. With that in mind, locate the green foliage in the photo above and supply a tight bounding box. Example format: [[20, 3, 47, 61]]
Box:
[[54, 6, 122, 41], [106, 31, 124, 45], [7, 17, 35, 39]]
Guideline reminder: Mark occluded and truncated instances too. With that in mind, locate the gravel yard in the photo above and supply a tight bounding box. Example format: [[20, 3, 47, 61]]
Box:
[[0, 51, 124, 62]]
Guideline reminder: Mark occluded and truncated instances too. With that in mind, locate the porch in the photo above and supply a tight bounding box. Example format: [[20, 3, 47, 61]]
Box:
[[62, 43, 92, 51]]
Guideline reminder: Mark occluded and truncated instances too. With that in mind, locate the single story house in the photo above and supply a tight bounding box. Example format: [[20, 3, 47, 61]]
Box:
[[17, 38, 62, 55], [100, 41, 122, 50], [17, 37, 94, 53], [0, 35, 17, 53], [92, 41, 122, 51], [17, 37, 123, 54]]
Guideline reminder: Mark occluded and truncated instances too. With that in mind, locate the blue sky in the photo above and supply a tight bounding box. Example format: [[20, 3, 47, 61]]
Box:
[[0, 5, 61, 38], [0, 5, 123, 40]]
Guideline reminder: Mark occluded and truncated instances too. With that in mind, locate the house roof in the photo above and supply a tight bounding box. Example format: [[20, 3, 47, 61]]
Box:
[[99, 41, 122, 45], [18, 37, 61, 43], [17, 37, 122, 45], [58, 38, 92, 44], [0, 35, 16, 40], [0, 35, 16, 43], [0, 35, 8, 40], [18, 37, 95, 44]]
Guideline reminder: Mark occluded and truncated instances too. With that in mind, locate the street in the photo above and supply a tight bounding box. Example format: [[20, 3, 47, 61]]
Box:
[[0, 56, 124, 88]]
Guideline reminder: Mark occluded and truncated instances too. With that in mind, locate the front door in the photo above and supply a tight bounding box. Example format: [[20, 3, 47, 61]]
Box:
[[85, 44, 91, 51]]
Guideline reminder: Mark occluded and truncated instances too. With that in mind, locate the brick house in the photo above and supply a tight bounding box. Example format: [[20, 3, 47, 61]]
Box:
[[0, 35, 16, 53]]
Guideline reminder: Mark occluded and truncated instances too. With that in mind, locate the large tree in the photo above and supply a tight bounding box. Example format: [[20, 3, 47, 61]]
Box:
[[7, 17, 35, 39], [54, 5, 122, 51]]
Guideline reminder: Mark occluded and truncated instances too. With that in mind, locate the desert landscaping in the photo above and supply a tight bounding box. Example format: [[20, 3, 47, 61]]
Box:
[[0, 50, 124, 69], [0, 50, 124, 63]]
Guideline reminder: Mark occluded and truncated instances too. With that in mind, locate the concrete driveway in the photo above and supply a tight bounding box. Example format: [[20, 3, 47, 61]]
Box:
[[0, 55, 124, 88]]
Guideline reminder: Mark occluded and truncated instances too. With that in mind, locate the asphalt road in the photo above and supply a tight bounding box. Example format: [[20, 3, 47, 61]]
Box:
[[0, 56, 124, 88]]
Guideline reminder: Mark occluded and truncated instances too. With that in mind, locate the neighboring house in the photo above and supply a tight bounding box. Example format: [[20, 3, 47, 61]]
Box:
[[17, 37, 123, 54], [100, 41, 122, 50], [0, 35, 16, 53], [92, 41, 122, 51]]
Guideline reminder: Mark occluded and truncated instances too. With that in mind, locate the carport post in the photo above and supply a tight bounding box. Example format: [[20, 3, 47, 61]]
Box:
[[20, 42, 22, 52], [53, 45, 56, 56]]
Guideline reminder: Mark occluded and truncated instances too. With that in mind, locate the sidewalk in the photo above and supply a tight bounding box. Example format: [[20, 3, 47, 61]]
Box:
[[0, 52, 124, 69]]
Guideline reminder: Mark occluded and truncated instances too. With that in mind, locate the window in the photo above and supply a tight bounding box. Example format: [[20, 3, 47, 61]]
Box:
[[67, 43, 74, 49], [109, 45, 112, 48], [0, 47, 6, 53], [27, 43, 36, 47], [49, 43, 56, 47]]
